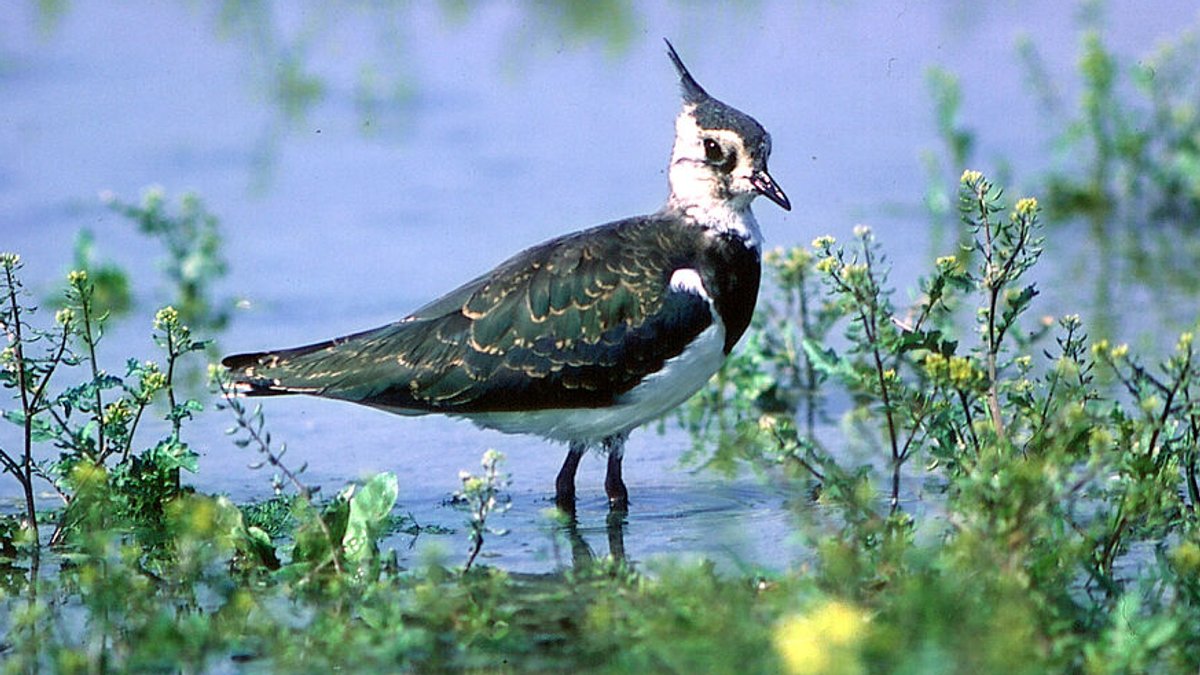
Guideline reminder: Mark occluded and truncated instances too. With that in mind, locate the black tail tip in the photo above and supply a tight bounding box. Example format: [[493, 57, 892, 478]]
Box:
[[221, 351, 263, 371]]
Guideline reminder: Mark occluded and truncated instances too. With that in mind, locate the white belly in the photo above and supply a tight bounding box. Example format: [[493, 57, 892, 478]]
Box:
[[460, 320, 727, 444]]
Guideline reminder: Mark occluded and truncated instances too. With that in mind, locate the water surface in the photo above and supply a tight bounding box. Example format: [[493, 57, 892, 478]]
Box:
[[3, 1, 1198, 572]]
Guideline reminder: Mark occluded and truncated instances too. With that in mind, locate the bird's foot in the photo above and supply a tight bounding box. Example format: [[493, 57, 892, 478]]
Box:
[[605, 480, 629, 512], [555, 489, 578, 516]]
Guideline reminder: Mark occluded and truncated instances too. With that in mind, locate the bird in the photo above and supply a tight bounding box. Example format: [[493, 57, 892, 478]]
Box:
[[222, 39, 791, 513]]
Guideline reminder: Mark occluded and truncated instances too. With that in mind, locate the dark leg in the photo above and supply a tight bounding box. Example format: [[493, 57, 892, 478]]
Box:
[[606, 508, 627, 562], [555, 441, 586, 512], [603, 433, 629, 510]]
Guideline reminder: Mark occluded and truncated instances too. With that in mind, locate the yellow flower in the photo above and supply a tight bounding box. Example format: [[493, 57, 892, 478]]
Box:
[[103, 400, 132, 427], [811, 235, 836, 250], [787, 247, 813, 267], [960, 169, 984, 185], [934, 255, 963, 275], [68, 269, 88, 286], [0, 253, 19, 268], [1014, 197, 1039, 217], [774, 247, 814, 282], [816, 257, 840, 275], [842, 262, 869, 284], [1109, 343, 1129, 360], [1169, 541, 1200, 574], [947, 356, 978, 387], [924, 352, 947, 380], [1179, 332, 1194, 352], [774, 600, 869, 675], [1088, 427, 1114, 453], [154, 306, 180, 331], [141, 368, 168, 396]]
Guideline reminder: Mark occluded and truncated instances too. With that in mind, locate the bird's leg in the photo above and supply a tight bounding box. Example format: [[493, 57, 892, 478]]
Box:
[[606, 508, 627, 561], [555, 441, 587, 513], [603, 433, 629, 510]]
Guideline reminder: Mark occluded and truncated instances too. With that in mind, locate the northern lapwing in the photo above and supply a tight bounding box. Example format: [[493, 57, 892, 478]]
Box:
[[222, 40, 791, 512]]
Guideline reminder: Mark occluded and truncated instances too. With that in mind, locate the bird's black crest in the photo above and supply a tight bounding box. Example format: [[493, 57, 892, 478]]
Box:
[[664, 38, 709, 104], [663, 38, 770, 150]]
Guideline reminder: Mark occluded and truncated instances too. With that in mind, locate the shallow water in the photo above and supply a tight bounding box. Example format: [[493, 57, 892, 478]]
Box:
[[3, 1, 1198, 573]]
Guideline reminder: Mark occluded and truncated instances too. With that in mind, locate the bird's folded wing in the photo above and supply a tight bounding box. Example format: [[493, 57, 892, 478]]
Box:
[[223, 219, 715, 412]]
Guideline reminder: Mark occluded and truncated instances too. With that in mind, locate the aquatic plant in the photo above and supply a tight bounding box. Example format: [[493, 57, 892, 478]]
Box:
[[1, 258, 209, 561], [686, 169, 1200, 669], [104, 187, 231, 333], [454, 449, 512, 573]]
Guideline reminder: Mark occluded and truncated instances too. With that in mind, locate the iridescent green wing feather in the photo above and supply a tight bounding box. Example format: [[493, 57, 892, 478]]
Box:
[[222, 217, 714, 412]]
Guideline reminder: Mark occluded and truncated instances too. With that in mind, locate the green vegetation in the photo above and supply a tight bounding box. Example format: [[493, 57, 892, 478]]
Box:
[[4, 13, 1200, 675], [105, 188, 232, 333], [454, 448, 512, 572]]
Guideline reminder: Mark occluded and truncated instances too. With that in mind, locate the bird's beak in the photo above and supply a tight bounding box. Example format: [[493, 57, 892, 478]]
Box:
[[750, 169, 791, 211]]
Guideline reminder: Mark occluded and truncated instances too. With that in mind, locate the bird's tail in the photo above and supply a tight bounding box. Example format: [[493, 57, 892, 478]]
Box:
[[220, 344, 331, 397]]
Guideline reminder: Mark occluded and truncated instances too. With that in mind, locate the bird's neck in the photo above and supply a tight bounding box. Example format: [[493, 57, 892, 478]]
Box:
[[664, 192, 763, 250]]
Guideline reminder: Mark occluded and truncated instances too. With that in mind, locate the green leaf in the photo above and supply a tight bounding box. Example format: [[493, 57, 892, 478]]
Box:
[[801, 339, 862, 387], [895, 329, 958, 356], [148, 438, 199, 473], [241, 525, 281, 570], [289, 495, 349, 568], [999, 284, 1040, 337], [2, 409, 57, 442], [343, 472, 399, 569]]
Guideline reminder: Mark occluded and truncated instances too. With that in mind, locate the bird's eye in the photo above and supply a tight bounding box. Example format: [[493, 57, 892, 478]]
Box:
[[703, 138, 724, 163]]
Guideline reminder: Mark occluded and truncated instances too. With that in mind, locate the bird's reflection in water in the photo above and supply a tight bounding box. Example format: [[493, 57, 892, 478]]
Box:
[[552, 508, 628, 571]]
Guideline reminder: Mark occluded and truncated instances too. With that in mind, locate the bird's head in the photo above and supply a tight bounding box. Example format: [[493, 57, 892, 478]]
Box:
[[664, 40, 790, 218]]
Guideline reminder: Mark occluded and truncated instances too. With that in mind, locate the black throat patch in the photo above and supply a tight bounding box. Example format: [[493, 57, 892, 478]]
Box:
[[702, 232, 761, 353]]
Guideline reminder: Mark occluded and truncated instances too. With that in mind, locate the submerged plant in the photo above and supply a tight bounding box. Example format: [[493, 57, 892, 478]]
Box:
[[105, 187, 231, 332], [61, 228, 133, 317]]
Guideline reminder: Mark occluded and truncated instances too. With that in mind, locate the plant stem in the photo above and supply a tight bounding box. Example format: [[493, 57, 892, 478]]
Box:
[[77, 284, 106, 460], [218, 376, 342, 574], [861, 247, 903, 511], [164, 330, 182, 489], [464, 533, 483, 573], [796, 281, 818, 437], [3, 264, 39, 564], [121, 401, 148, 463], [956, 389, 981, 455]]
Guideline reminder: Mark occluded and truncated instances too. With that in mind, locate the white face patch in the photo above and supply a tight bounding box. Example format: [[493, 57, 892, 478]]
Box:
[[666, 109, 765, 246], [669, 268, 709, 299]]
